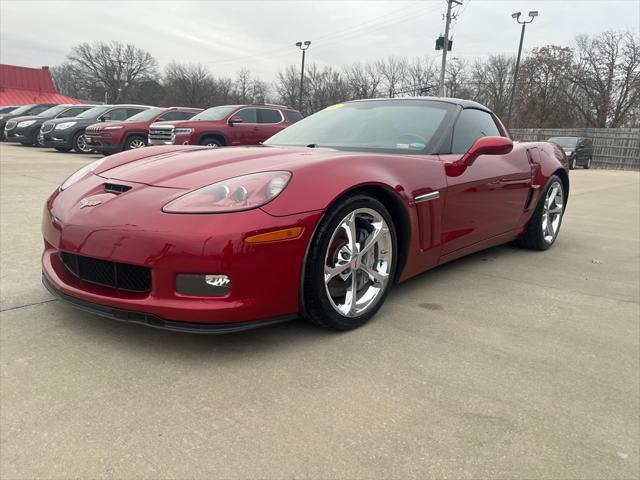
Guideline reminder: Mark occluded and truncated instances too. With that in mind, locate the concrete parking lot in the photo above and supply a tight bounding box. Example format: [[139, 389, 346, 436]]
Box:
[[0, 142, 638, 479]]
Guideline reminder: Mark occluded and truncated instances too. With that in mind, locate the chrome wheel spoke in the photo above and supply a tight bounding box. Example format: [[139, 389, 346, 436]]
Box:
[[542, 181, 564, 243], [324, 208, 393, 318]]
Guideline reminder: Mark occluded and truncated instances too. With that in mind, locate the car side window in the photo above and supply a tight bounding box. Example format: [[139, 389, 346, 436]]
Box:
[[284, 111, 303, 123], [60, 107, 84, 117], [125, 108, 145, 118], [106, 108, 129, 121], [31, 105, 52, 115], [451, 108, 502, 154], [163, 111, 195, 121], [234, 108, 257, 123], [257, 109, 283, 124]]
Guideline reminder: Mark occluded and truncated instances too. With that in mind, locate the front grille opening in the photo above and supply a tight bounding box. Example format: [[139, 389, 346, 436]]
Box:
[[60, 252, 151, 293], [104, 183, 132, 194]]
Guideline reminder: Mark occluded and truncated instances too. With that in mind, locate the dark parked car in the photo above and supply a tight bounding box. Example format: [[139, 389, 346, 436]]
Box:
[[4, 104, 95, 146], [85, 106, 202, 154], [40, 104, 151, 153], [549, 136, 594, 169], [0, 104, 56, 141], [148, 104, 303, 147]]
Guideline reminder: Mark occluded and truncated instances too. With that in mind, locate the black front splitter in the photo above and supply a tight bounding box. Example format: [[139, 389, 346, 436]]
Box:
[[42, 274, 295, 334]]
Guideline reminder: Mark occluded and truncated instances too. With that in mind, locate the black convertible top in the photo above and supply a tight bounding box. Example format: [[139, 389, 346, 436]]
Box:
[[348, 96, 491, 112]]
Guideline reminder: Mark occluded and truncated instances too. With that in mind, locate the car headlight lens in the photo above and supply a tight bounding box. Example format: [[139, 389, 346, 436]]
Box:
[[103, 125, 123, 130], [565, 150, 573, 155], [174, 128, 193, 135], [60, 158, 105, 191], [17, 120, 36, 128], [55, 121, 77, 130], [163, 171, 292, 213]]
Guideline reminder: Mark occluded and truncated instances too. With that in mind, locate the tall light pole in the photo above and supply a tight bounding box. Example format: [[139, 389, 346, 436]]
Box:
[[296, 41, 311, 112], [506, 10, 538, 128], [438, 0, 462, 97]]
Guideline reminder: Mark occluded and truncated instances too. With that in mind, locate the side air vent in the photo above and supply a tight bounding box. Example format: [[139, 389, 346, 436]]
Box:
[[104, 183, 132, 194]]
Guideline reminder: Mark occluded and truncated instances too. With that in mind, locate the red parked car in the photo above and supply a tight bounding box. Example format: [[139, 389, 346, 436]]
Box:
[[84, 107, 202, 154], [148, 104, 303, 147], [42, 98, 569, 333]]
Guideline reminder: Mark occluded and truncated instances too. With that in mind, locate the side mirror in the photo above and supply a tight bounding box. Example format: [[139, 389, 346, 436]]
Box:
[[228, 116, 243, 125], [99, 114, 110, 122], [462, 136, 513, 167]]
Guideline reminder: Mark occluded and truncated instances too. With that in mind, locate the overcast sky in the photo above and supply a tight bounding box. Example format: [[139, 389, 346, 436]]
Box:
[[2, 0, 639, 81]]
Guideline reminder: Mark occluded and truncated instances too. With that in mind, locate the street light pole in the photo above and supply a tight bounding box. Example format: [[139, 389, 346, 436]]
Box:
[[296, 41, 311, 113], [506, 10, 538, 128]]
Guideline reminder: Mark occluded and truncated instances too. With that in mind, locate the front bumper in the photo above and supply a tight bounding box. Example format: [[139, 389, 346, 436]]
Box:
[[41, 130, 73, 149], [5, 125, 38, 143], [84, 135, 123, 154], [3, 129, 26, 142], [42, 181, 323, 328]]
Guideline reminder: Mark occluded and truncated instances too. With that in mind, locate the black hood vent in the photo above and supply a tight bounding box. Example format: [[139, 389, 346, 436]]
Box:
[[104, 183, 132, 194]]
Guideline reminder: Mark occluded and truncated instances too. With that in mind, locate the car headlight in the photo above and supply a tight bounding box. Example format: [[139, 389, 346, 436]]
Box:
[[60, 158, 105, 191], [103, 125, 123, 130], [55, 121, 77, 130], [17, 120, 36, 128], [565, 150, 573, 155], [174, 128, 193, 135], [163, 171, 292, 213]]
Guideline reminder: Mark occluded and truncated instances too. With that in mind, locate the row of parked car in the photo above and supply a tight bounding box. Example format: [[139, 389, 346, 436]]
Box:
[[0, 102, 303, 155]]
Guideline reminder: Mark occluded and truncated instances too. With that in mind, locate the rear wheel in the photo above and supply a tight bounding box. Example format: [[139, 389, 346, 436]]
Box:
[[303, 195, 397, 330], [199, 136, 222, 147], [570, 157, 577, 170], [124, 135, 147, 150], [72, 131, 93, 153], [517, 175, 565, 250], [584, 156, 592, 169]]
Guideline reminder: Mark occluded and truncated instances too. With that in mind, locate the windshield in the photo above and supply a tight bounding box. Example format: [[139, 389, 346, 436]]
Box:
[[126, 107, 163, 122], [5, 105, 34, 116], [549, 137, 578, 148], [0, 106, 18, 114], [191, 106, 237, 121], [264, 100, 455, 153], [37, 105, 70, 117], [76, 106, 111, 119]]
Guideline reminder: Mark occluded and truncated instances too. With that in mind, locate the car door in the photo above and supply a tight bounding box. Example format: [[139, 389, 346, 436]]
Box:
[[440, 108, 532, 255], [256, 108, 285, 141], [227, 108, 260, 145]]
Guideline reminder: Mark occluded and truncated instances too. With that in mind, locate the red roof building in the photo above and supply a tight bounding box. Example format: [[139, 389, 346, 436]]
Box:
[[0, 64, 81, 105]]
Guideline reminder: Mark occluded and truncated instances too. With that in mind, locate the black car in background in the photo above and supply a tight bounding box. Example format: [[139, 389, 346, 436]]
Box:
[[549, 136, 594, 169], [0, 104, 56, 141], [4, 104, 95, 146], [40, 104, 151, 153]]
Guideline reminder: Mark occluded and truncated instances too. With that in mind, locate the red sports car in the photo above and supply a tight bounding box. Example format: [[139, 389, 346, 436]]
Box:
[[42, 98, 569, 333]]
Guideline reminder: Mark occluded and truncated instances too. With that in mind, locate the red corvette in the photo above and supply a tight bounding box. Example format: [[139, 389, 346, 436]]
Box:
[[42, 98, 569, 333]]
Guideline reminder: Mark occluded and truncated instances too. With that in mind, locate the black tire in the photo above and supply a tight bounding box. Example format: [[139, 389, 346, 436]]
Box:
[[55, 147, 72, 152], [517, 174, 566, 251], [124, 135, 147, 150], [302, 194, 398, 331], [584, 156, 592, 169], [31, 130, 43, 147], [199, 136, 222, 147], [570, 157, 577, 170], [72, 131, 92, 154]]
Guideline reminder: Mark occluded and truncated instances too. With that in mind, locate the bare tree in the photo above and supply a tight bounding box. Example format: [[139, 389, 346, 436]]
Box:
[[377, 57, 408, 98], [343, 61, 383, 99], [470, 55, 514, 118], [274, 65, 300, 108], [50, 62, 87, 99], [303, 63, 350, 114], [66, 41, 158, 103], [404, 57, 438, 96], [163, 63, 216, 107], [565, 31, 640, 127]]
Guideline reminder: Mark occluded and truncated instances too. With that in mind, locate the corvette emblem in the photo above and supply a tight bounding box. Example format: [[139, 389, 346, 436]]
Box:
[[79, 198, 102, 209]]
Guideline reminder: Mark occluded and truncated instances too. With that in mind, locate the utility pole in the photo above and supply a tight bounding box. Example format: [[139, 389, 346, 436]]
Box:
[[295, 41, 311, 113], [506, 10, 538, 128], [438, 0, 461, 97]]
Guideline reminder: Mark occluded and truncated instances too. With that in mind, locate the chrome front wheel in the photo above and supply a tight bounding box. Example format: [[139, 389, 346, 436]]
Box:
[[323, 208, 393, 318], [541, 180, 564, 244]]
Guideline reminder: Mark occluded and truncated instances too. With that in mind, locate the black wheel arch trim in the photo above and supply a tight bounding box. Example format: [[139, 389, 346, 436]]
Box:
[[196, 131, 228, 145]]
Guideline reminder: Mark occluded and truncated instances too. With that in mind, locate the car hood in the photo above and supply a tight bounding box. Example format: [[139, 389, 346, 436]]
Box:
[[88, 120, 144, 130], [45, 116, 97, 126], [97, 145, 348, 189], [8, 115, 49, 123]]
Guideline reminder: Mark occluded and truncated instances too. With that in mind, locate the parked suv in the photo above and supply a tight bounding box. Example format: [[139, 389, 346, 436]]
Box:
[[148, 104, 303, 147], [549, 136, 594, 169], [0, 104, 56, 141], [40, 104, 151, 153], [85, 106, 202, 154], [4, 104, 95, 146]]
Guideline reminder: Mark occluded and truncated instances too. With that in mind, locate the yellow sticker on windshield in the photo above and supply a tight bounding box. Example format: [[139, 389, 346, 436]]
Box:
[[323, 103, 344, 111]]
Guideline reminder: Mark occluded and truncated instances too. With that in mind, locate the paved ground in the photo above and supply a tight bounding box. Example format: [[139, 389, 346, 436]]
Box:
[[1, 142, 638, 479]]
